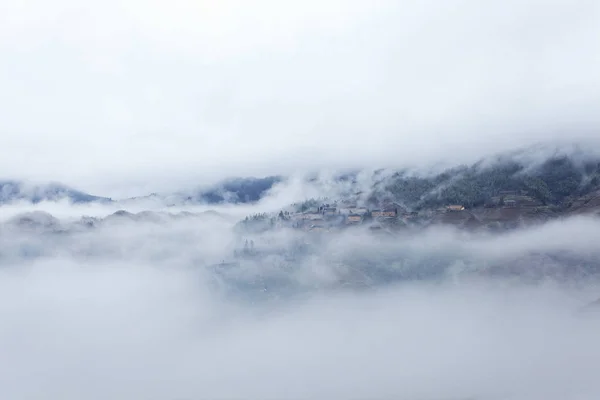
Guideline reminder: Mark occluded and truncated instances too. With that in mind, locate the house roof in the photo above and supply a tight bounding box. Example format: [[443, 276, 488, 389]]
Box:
[[372, 208, 397, 213]]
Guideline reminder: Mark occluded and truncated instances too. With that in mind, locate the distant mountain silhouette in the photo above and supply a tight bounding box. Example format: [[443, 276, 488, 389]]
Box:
[[0, 176, 285, 206], [0, 180, 111, 204], [2, 209, 229, 234], [1, 145, 599, 208], [190, 176, 284, 204], [121, 176, 285, 206]]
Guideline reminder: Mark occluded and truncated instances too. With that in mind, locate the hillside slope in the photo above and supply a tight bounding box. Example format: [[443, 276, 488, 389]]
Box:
[[0, 181, 111, 204], [369, 154, 600, 210]]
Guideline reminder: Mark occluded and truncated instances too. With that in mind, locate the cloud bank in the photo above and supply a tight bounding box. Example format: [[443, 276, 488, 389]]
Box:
[[1, 200, 600, 399], [1, 0, 600, 195]]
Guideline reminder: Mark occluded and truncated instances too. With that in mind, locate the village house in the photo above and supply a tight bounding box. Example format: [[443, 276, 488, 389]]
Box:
[[503, 199, 517, 208], [338, 204, 357, 214], [502, 194, 543, 208], [338, 205, 369, 215], [322, 206, 337, 216], [371, 207, 398, 218], [295, 212, 323, 220], [317, 203, 338, 215], [346, 213, 363, 224], [518, 196, 543, 207]]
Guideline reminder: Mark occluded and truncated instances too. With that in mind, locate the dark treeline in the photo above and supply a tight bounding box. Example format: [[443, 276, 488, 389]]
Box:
[[372, 156, 600, 209]]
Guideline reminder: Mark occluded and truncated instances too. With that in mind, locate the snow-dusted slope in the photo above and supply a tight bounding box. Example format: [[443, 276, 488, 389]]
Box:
[[0, 180, 111, 204]]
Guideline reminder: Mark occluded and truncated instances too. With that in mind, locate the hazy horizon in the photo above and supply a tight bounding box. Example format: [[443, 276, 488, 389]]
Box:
[[3, 138, 600, 200]]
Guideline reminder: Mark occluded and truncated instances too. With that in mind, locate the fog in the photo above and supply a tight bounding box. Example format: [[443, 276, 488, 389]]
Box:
[[2, 0, 600, 397], [1, 197, 600, 399], [2, 0, 600, 196]]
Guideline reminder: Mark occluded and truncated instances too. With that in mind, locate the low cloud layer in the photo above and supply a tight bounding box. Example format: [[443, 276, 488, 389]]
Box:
[[2, 261, 600, 400], [1, 199, 600, 399]]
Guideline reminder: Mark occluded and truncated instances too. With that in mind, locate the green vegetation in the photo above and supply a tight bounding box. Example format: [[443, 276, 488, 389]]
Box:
[[293, 197, 329, 212], [236, 155, 600, 231], [235, 213, 275, 233], [376, 157, 600, 209]]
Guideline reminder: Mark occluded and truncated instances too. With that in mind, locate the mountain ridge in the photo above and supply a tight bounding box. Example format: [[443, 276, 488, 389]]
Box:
[[2, 145, 599, 208], [0, 180, 112, 204]]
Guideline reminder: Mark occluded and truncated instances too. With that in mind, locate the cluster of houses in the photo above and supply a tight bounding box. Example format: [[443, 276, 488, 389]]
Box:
[[487, 190, 544, 208], [240, 187, 553, 237], [292, 202, 396, 231], [280, 200, 469, 233]]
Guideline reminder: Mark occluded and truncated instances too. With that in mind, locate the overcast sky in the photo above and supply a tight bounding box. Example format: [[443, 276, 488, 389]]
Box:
[[1, 0, 600, 196]]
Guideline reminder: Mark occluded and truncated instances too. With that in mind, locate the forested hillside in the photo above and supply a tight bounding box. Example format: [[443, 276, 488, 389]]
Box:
[[370, 156, 600, 209]]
